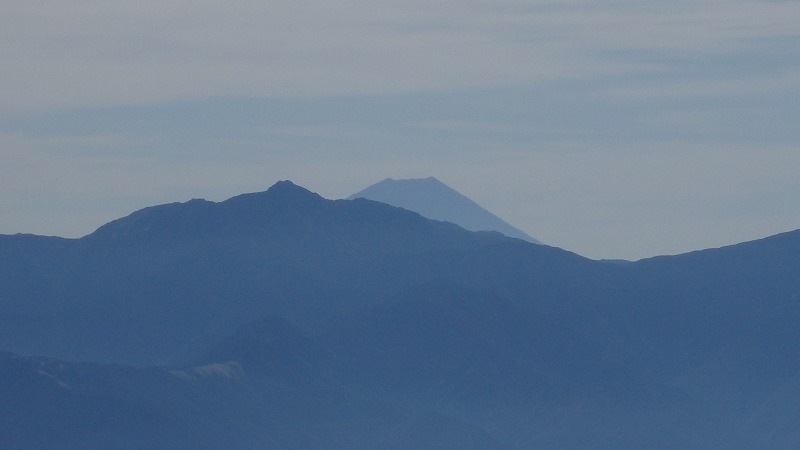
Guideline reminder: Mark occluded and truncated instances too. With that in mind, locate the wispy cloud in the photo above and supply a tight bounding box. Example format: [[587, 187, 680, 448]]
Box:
[[2, 0, 798, 259], [4, 0, 797, 116]]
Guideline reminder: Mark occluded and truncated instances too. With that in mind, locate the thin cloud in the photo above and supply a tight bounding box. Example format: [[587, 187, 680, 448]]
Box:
[[2, 0, 798, 259], [4, 0, 797, 116]]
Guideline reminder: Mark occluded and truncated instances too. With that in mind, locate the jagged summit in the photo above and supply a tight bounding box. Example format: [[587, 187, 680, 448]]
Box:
[[84, 180, 492, 246], [348, 177, 541, 243], [223, 180, 325, 209], [87, 181, 326, 241], [220, 180, 322, 204], [265, 180, 318, 198]]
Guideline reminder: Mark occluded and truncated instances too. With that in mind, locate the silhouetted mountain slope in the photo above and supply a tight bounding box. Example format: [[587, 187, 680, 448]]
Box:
[[348, 177, 541, 243], [87, 181, 330, 242], [312, 249, 800, 449], [0, 351, 254, 449], [323, 281, 613, 411], [0, 351, 502, 450], [2, 181, 519, 364], [619, 230, 800, 382], [1, 181, 800, 448]]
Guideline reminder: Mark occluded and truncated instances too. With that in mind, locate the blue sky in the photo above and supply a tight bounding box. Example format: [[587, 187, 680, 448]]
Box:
[[2, 0, 799, 260]]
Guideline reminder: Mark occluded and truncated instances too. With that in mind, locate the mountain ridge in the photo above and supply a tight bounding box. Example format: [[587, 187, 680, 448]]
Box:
[[348, 177, 541, 243], [86, 180, 326, 241], [2, 180, 800, 448]]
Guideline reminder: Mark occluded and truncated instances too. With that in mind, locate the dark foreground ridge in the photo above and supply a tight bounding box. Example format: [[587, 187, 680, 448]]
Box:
[[1, 180, 799, 449]]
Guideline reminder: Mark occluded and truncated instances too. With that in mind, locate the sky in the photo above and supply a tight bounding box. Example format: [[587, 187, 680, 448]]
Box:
[[2, 0, 799, 260]]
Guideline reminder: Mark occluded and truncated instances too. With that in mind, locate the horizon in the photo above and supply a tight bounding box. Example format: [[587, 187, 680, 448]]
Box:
[[2, 177, 796, 262], [2, 1, 799, 260]]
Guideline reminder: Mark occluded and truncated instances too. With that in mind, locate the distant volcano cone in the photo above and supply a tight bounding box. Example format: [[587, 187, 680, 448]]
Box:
[[348, 177, 541, 244]]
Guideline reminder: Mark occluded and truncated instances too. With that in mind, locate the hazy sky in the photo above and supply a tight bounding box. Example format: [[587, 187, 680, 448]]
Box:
[[2, 0, 799, 260]]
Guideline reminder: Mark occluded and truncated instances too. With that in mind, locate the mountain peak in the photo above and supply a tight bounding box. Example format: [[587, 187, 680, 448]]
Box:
[[348, 177, 541, 243], [224, 180, 325, 207], [87, 181, 326, 241], [266, 180, 322, 200], [266, 179, 304, 193]]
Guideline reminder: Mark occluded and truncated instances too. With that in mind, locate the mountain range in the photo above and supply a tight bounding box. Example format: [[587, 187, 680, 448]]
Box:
[[1, 180, 799, 448], [347, 177, 541, 243]]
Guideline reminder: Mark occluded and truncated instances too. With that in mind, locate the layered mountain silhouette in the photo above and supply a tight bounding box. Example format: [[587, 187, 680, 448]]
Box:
[[2, 180, 799, 448], [348, 177, 541, 243]]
